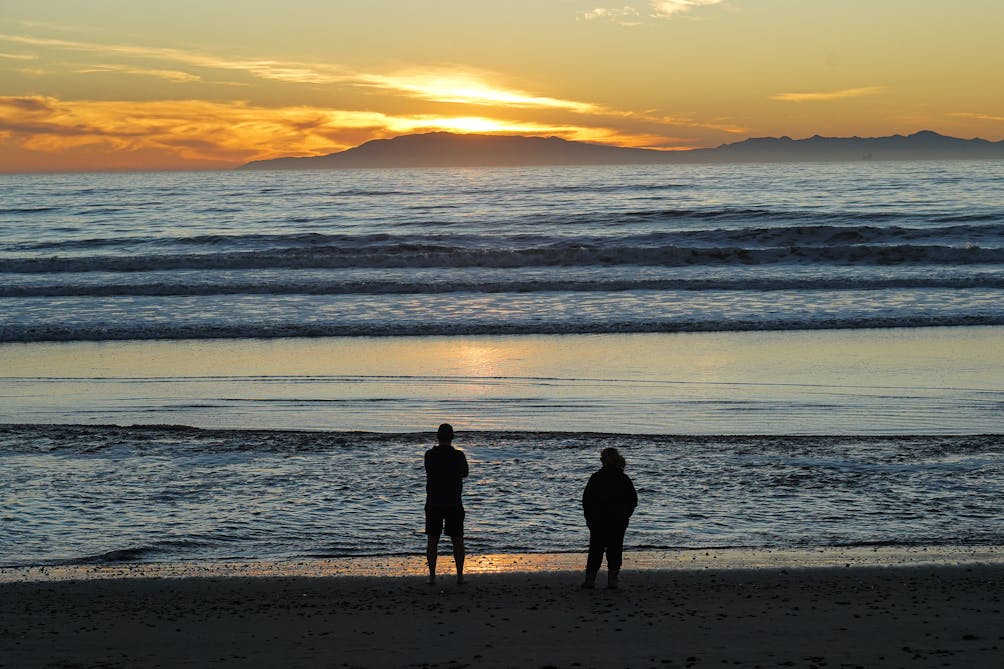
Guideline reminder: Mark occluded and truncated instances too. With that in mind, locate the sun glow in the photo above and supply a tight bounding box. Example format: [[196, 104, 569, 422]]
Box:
[[0, 96, 674, 171], [364, 73, 601, 114], [428, 117, 525, 133]]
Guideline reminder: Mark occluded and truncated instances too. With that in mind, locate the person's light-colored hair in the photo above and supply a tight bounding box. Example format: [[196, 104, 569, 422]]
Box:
[[600, 447, 626, 470]]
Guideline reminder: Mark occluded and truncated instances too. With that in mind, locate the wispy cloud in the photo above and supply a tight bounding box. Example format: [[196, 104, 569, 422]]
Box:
[[77, 64, 202, 83], [0, 32, 608, 114], [771, 86, 886, 103], [647, 113, 747, 134], [0, 33, 354, 84], [0, 97, 53, 112], [580, 0, 725, 24], [0, 95, 678, 170], [357, 70, 604, 114], [0, 29, 748, 169], [947, 112, 1004, 123], [0, 52, 37, 61], [355, 70, 747, 134], [578, 7, 643, 26], [649, 0, 727, 18], [3, 30, 734, 132]]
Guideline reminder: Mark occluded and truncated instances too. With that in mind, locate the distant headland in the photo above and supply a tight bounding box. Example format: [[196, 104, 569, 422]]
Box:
[[239, 130, 1004, 170]]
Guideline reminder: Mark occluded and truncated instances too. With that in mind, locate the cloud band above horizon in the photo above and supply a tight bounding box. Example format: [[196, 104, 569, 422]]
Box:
[[0, 95, 698, 171]]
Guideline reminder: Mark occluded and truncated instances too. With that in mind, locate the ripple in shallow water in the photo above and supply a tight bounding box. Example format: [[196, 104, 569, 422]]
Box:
[[2, 426, 1002, 567]]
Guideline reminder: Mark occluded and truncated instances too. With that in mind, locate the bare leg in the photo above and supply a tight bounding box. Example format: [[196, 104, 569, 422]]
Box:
[[452, 536, 465, 584], [426, 534, 440, 584]]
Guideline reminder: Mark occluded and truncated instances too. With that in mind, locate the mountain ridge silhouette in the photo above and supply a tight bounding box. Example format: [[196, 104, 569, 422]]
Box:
[[239, 130, 1004, 170]]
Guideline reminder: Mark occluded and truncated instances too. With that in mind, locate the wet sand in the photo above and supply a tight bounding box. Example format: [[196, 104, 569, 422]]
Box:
[[4, 326, 1002, 433], [4, 545, 1004, 582], [3, 565, 1003, 668]]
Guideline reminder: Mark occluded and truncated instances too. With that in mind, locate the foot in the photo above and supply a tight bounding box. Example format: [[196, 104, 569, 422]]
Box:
[[581, 572, 597, 589], [607, 570, 620, 590], [457, 575, 465, 585], [427, 575, 436, 585]]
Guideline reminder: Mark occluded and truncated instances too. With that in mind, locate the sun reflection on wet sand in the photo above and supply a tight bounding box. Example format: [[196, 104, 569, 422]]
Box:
[[4, 545, 1003, 583], [1, 328, 1001, 433]]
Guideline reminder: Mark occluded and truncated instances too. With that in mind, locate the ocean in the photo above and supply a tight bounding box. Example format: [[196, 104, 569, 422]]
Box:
[[2, 162, 1004, 340], [1, 161, 1002, 567]]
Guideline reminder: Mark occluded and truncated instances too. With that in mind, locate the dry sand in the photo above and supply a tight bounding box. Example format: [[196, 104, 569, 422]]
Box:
[[3, 565, 1003, 668]]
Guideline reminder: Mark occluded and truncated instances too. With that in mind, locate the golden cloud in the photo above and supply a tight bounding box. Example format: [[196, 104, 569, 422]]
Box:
[[1, 30, 748, 144], [649, 0, 726, 18], [0, 96, 676, 171], [582, 0, 725, 23], [946, 112, 1004, 123], [578, 7, 643, 26], [357, 71, 604, 114], [771, 86, 886, 103], [0, 30, 749, 170], [0, 33, 355, 85], [76, 65, 202, 83], [3, 32, 612, 115]]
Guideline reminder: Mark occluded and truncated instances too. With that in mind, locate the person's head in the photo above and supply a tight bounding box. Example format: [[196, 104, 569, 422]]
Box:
[[600, 447, 626, 470], [437, 423, 454, 446]]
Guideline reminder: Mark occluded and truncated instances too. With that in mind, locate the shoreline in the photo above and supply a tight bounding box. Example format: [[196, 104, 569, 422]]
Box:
[[6, 319, 1004, 345], [6, 422, 1004, 434], [4, 544, 1003, 583], [3, 320, 1004, 346]]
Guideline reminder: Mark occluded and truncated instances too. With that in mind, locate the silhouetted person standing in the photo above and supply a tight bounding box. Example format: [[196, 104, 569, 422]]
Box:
[[425, 423, 469, 584], [582, 447, 637, 589]]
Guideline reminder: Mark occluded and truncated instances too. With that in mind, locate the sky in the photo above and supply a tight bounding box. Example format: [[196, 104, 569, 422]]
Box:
[[1, 0, 1002, 172]]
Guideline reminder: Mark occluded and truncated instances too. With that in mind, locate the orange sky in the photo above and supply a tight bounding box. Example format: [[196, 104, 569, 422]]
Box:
[[2, 0, 1002, 172]]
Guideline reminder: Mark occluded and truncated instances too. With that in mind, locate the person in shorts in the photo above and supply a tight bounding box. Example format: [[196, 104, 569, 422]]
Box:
[[424, 423, 469, 584]]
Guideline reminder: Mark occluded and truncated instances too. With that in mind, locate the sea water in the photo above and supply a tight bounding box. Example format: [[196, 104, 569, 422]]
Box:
[[2, 162, 1003, 340], [1, 161, 1003, 566], [2, 426, 1002, 567]]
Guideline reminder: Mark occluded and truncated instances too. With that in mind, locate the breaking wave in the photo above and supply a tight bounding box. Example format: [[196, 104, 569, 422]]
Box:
[[3, 242, 1003, 274]]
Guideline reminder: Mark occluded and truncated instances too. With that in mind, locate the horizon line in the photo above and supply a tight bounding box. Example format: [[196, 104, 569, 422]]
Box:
[[3, 128, 1001, 176]]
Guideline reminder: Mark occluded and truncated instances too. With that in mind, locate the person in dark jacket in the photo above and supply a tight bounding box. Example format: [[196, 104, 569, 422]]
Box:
[[582, 447, 638, 589], [424, 423, 469, 584]]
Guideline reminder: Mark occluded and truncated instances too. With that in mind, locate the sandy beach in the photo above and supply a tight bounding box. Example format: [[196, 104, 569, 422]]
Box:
[[3, 563, 1003, 668]]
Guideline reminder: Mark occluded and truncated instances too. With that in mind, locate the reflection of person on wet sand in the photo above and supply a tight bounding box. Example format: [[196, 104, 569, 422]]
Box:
[[582, 447, 638, 590], [424, 423, 469, 584]]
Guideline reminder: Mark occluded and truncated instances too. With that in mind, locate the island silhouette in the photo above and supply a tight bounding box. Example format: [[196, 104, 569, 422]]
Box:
[[239, 130, 1004, 170]]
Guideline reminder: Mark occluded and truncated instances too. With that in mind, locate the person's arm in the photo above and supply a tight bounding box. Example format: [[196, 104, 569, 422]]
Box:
[[424, 449, 431, 475], [582, 474, 597, 520], [459, 451, 469, 478], [626, 475, 638, 516]]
